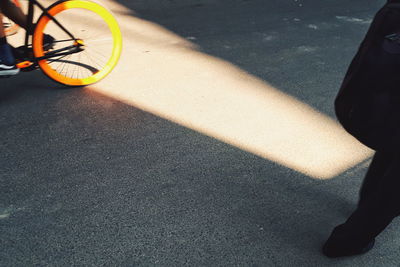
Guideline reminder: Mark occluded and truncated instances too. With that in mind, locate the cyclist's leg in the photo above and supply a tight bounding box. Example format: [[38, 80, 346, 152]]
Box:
[[0, 0, 27, 30], [1, 0, 54, 63], [0, 12, 5, 36], [0, 9, 19, 76]]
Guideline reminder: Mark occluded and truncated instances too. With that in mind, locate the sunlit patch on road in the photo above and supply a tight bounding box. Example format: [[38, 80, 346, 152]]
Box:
[[77, 1, 375, 179]]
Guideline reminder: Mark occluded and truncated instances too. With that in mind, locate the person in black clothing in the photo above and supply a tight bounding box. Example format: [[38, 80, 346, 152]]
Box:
[[323, 0, 400, 258], [323, 151, 400, 257]]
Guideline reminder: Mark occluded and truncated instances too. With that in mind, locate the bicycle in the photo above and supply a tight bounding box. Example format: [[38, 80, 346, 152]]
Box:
[[5, 0, 122, 86], [3, 0, 21, 36]]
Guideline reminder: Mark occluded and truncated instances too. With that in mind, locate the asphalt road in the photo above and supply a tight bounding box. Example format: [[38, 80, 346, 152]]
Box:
[[2, 0, 398, 266]]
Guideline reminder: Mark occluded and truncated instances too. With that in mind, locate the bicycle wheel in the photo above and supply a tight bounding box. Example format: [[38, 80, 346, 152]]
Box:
[[4, 0, 21, 36], [33, 0, 122, 86]]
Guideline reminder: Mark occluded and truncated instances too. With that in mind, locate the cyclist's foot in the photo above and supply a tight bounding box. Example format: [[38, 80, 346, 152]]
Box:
[[43, 34, 55, 51], [13, 34, 55, 61], [0, 43, 19, 76], [0, 62, 19, 76]]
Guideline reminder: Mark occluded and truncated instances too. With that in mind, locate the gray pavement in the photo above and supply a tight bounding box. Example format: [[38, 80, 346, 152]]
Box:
[[2, 0, 399, 266]]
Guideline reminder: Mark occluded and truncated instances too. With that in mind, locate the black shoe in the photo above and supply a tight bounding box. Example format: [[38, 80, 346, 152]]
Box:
[[323, 238, 375, 258], [43, 34, 55, 51], [12, 34, 55, 65], [322, 225, 375, 258]]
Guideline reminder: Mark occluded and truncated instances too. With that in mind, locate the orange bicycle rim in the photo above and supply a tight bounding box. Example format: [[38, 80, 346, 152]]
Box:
[[33, 0, 122, 86]]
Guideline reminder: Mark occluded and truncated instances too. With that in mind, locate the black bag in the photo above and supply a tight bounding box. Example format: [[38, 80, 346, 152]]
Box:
[[335, 0, 400, 151]]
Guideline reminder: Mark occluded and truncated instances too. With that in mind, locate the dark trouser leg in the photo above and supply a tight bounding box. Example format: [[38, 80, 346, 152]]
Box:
[[358, 151, 394, 208], [323, 151, 400, 257], [344, 151, 400, 239], [371, 151, 400, 217]]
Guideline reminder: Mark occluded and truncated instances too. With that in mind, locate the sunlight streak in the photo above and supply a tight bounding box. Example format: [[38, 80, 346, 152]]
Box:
[[87, 2, 373, 179]]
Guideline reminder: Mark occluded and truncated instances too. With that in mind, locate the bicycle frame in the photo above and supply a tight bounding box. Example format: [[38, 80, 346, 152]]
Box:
[[11, 0, 122, 86], [22, 0, 82, 61]]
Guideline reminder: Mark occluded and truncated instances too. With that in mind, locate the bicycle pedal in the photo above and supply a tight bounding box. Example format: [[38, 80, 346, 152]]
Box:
[[16, 61, 38, 72], [16, 61, 33, 68]]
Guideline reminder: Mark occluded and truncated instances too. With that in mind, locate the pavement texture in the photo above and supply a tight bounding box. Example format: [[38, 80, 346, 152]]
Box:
[[2, 0, 400, 266]]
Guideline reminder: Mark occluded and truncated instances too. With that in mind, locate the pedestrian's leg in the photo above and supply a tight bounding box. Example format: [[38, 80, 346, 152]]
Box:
[[323, 151, 400, 258], [374, 152, 400, 217], [358, 151, 394, 208], [339, 152, 400, 242]]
